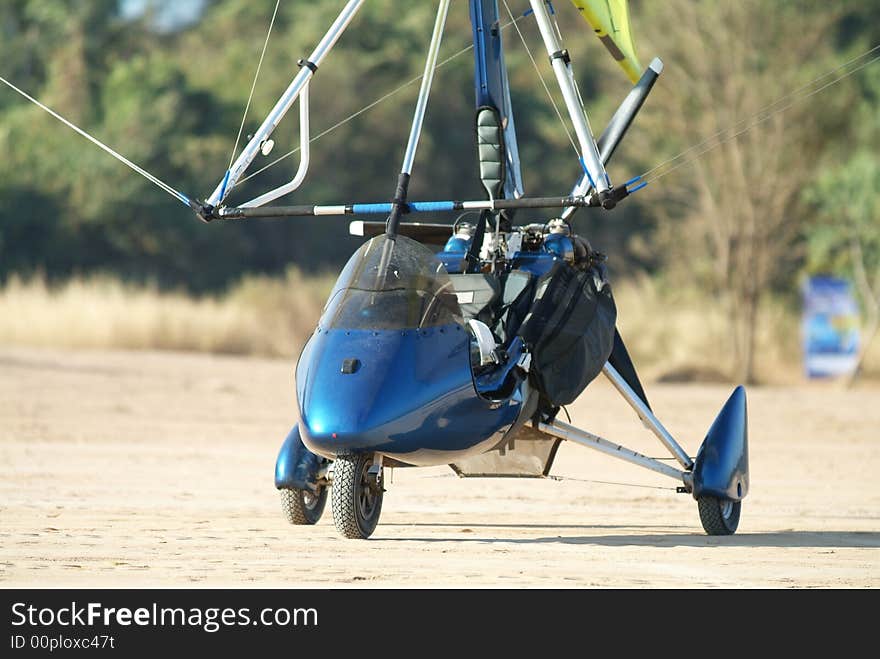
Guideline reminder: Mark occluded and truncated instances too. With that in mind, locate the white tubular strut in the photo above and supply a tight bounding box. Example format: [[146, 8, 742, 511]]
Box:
[[207, 0, 366, 208], [538, 419, 689, 483], [527, 0, 610, 195], [400, 0, 452, 176], [602, 363, 694, 470], [240, 83, 311, 208]]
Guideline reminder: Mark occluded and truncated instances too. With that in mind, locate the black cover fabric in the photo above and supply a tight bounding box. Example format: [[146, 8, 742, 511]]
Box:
[[493, 269, 537, 344], [518, 262, 617, 406], [608, 328, 651, 411]]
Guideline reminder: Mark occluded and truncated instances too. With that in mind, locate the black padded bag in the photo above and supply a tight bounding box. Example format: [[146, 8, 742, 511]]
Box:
[[493, 269, 536, 344], [518, 261, 616, 406]]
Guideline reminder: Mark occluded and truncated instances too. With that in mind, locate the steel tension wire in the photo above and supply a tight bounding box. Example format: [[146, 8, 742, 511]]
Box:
[[228, 0, 283, 171], [641, 42, 880, 183], [550, 475, 677, 492], [502, 0, 580, 160], [238, 10, 533, 187], [0, 74, 196, 209], [636, 44, 880, 188]]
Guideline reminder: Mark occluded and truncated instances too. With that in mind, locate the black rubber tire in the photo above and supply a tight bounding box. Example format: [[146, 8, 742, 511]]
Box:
[[280, 487, 327, 525], [331, 454, 383, 539], [697, 496, 741, 535]]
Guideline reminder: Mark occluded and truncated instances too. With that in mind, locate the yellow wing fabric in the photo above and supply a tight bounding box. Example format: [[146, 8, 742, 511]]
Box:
[[570, 0, 643, 83]]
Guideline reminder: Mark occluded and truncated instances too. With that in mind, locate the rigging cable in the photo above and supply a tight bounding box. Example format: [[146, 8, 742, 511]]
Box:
[[238, 10, 533, 186], [0, 74, 195, 208], [502, 0, 580, 160], [638, 43, 880, 186], [228, 0, 283, 170], [547, 2, 592, 135], [2, 19, 877, 211], [550, 475, 677, 491], [241, 14, 880, 201]]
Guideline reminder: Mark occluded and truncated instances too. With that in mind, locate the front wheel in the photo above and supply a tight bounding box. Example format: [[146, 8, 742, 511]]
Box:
[[697, 496, 741, 535], [280, 487, 327, 525], [331, 454, 383, 539]]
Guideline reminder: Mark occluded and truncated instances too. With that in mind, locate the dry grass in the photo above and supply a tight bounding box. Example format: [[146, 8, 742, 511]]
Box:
[[612, 276, 804, 383], [0, 270, 333, 358], [0, 271, 876, 383], [614, 276, 880, 383]]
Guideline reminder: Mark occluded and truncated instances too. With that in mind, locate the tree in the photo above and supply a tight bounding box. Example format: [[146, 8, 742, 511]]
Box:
[[0, 0, 875, 303], [632, 0, 846, 383]]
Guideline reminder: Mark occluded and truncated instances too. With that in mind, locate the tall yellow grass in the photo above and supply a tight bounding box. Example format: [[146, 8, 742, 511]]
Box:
[[612, 276, 804, 383], [0, 270, 333, 357], [0, 271, 876, 382]]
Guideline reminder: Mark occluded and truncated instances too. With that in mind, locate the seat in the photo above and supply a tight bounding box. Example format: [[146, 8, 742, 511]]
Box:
[[447, 273, 501, 324]]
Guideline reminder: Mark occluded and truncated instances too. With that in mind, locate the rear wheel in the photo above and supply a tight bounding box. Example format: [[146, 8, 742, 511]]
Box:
[[280, 487, 327, 525], [697, 496, 741, 535], [331, 454, 383, 539]]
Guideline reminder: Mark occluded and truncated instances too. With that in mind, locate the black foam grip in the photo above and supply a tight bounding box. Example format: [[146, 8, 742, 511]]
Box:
[[385, 173, 411, 237]]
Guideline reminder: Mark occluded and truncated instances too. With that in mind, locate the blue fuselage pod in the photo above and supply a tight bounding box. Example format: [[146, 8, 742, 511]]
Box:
[[296, 324, 521, 466]]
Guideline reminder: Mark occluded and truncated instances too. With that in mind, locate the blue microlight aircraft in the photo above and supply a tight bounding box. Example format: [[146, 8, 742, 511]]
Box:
[[1, 0, 749, 539], [229, 0, 749, 539]]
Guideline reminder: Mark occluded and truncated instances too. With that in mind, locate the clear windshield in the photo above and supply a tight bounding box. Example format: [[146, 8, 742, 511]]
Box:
[[321, 235, 463, 330]]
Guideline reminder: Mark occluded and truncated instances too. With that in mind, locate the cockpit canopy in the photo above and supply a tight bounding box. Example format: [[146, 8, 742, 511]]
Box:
[[321, 235, 463, 330]]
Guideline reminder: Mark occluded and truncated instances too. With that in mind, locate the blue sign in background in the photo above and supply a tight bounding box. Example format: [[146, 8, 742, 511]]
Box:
[[802, 276, 861, 378]]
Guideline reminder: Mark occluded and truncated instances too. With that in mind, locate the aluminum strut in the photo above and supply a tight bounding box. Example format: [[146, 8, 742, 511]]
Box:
[[527, 0, 612, 205], [602, 363, 694, 470], [385, 0, 452, 239], [206, 0, 366, 208], [538, 419, 689, 484]]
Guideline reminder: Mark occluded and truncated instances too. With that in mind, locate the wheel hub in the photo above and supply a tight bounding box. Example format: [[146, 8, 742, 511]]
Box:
[[720, 498, 734, 519], [303, 489, 320, 510], [358, 461, 380, 519]]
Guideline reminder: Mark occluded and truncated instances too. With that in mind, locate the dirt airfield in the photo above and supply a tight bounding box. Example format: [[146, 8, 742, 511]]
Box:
[[1, 346, 877, 587]]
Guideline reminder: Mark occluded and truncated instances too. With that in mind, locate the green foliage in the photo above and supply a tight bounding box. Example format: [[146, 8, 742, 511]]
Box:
[[0, 0, 876, 295], [806, 38, 880, 285], [806, 153, 880, 278]]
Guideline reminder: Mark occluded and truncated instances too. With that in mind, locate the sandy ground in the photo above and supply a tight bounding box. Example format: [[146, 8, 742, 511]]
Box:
[[0, 346, 877, 588]]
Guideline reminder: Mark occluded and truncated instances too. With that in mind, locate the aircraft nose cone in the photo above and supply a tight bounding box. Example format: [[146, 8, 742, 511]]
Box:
[[295, 325, 480, 456]]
